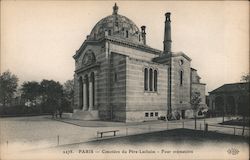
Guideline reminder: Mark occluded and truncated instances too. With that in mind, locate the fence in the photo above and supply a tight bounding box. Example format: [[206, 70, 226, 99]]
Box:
[[2, 120, 249, 151], [206, 124, 250, 136]]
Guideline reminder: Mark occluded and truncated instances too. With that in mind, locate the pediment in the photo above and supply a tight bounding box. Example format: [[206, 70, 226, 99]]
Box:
[[82, 49, 96, 66]]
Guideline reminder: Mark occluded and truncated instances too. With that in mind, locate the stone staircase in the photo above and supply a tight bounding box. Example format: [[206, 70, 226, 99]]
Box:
[[65, 109, 99, 120]]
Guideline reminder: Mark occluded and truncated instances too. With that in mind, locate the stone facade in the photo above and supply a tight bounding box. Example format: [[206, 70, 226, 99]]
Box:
[[191, 68, 206, 108], [72, 4, 207, 122]]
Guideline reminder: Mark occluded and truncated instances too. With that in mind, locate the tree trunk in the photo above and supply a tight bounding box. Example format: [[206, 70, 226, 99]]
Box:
[[3, 97, 6, 107], [242, 116, 245, 136], [195, 116, 197, 130], [222, 111, 225, 123]]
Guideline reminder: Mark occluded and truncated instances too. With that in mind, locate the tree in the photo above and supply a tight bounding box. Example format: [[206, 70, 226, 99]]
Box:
[[190, 92, 202, 129], [0, 71, 18, 106], [40, 80, 63, 115], [21, 81, 41, 103], [241, 74, 250, 82], [63, 80, 74, 103], [62, 80, 74, 112], [238, 95, 249, 135]]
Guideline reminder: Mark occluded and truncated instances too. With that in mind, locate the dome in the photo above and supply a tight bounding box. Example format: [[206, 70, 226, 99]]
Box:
[[88, 3, 144, 44]]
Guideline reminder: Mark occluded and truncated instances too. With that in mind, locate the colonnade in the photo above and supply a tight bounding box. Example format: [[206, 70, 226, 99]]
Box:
[[208, 94, 248, 115], [79, 72, 95, 111]]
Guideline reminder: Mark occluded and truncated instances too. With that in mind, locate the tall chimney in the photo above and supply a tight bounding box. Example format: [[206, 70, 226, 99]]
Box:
[[141, 26, 146, 45], [163, 12, 172, 53]]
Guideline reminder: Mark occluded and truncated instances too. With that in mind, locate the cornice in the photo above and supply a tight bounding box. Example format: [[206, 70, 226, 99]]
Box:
[[153, 51, 192, 63], [104, 36, 162, 55], [75, 62, 100, 74], [192, 82, 206, 85], [73, 36, 162, 60]]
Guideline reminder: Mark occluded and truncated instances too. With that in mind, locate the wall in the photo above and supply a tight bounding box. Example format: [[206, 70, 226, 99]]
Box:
[[109, 42, 158, 62], [110, 53, 127, 121], [73, 44, 103, 110], [191, 69, 200, 83], [125, 57, 168, 122], [170, 55, 191, 112], [191, 68, 207, 109], [191, 83, 207, 108]]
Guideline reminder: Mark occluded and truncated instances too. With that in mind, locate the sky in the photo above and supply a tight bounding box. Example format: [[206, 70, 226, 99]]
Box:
[[1, 1, 249, 94]]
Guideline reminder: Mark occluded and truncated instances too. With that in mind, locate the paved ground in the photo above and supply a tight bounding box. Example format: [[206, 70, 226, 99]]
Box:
[[3, 128, 249, 160], [0, 116, 99, 148], [0, 115, 249, 151], [54, 117, 169, 127]]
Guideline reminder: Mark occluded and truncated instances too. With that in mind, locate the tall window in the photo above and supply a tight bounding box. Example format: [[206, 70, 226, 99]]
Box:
[[144, 68, 148, 91], [149, 68, 153, 91], [108, 30, 111, 36], [114, 72, 118, 82], [180, 70, 183, 86], [154, 70, 157, 91], [126, 30, 129, 38], [150, 112, 154, 117], [144, 67, 158, 92]]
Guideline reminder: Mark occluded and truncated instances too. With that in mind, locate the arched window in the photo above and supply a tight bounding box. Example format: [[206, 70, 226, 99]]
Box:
[[144, 68, 148, 91], [144, 67, 158, 92], [108, 30, 112, 36], [180, 70, 183, 86], [126, 30, 129, 38], [114, 72, 118, 82], [154, 70, 157, 91], [149, 68, 153, 91]]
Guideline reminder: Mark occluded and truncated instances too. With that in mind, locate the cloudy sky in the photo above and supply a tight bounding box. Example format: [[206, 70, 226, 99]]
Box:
[[1, 1, 249, 93]]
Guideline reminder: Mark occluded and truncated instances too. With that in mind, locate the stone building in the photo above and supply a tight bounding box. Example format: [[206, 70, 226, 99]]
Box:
[[208, 82, 249, 116], [72, 4, 207, 122]]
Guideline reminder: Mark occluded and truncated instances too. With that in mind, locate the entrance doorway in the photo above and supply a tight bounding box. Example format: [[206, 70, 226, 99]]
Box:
[[181, 110, 185, 119]]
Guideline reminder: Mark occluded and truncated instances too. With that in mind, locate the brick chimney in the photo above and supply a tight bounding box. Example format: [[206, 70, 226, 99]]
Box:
[[163, 12, 172, 53], [141, 26, 146, 45]]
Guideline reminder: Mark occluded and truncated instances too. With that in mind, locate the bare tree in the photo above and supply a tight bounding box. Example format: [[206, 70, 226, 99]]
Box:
[[191, 92, 202, 129]]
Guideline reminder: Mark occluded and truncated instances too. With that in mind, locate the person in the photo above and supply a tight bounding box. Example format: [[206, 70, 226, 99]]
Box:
[[51, 111, 55, 119], [167, 113, 172, 121], [56, 109, 59, 118], [59, 108, 63, 118]]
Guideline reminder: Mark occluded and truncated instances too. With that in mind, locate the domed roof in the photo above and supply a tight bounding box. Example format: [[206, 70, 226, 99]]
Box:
[[88, 3, 144, 44]]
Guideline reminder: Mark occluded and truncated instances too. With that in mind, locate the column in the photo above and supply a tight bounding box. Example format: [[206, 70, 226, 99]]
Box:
[[147, 68, 150, 91], [83, 81, 87, 111], [93, 71, 96, 108], [223, 95, 227, 115], [212, 101, 215, 111], [89, 81, 93, 111], [79, 78, 83, 109], [151, 69, 155, 92], [209, 96, 213, 110], [212, 101, 215, 117]]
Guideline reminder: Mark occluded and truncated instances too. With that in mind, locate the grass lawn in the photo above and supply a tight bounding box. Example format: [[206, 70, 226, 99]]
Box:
[[219, 118, 250, 127], [87, 128, 249, 147]]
